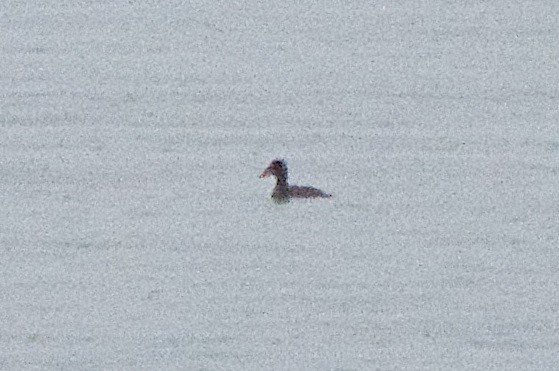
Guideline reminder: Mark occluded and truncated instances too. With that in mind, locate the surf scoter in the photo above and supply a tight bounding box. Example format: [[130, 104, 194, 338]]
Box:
[[259, 159, 332, 202]]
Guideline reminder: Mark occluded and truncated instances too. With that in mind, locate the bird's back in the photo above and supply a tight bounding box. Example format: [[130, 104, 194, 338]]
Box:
[[288, 185, 332, 198]]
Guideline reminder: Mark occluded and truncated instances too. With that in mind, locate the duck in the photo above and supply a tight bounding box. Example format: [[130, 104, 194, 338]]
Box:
[[259, 159, 332, 202]]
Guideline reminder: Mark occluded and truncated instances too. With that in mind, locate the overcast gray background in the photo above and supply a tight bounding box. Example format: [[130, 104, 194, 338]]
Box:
[[1, 0, 559, 369]]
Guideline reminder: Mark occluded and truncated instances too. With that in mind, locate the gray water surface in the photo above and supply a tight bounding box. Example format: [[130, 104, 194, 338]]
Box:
[[1, 1, 559, 369]]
